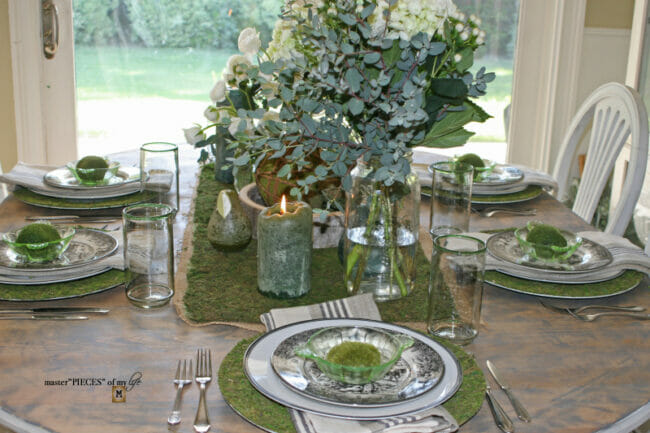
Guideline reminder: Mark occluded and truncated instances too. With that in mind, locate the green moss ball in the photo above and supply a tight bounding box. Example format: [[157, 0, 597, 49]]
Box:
[[457, 153, 485, 168], [16, 223, 61, 244], [327, 342, 381, 367], [76, 156, 109, 181], [527, 224, 567, 247]]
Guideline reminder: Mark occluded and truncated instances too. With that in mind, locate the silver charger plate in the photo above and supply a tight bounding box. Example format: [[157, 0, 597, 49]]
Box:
[[43, 165, 140, 189], [0, 229, 118, 273], [271, 328, 444, 407], [244, 318, 462, 420], [487, 230, 613, 273], [0, 266, 112, 285]]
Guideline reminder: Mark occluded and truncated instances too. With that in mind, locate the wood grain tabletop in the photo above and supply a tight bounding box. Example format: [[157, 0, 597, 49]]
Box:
[[0, 149, 647, 433]]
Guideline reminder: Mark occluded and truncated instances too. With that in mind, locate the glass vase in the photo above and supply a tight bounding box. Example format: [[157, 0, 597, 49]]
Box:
[[344, 156, 420, 301]]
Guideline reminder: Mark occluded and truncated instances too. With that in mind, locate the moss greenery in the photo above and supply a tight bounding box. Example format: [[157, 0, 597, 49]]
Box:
[[76, 155, 109, 181], [326, 342, 381, 367], [218, 335, 485, 432], [16, 223, 61, 244], [0, 269, 126, 301], [526, 224, 566, 248]]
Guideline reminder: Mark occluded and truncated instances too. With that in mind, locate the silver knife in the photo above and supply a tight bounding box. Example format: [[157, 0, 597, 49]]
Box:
[[0, 307, 109, 314], [485, 384, 514, 432], [487, 360, 531, 422], [0, 314, 88, 320], [25, 216, 118, 223]]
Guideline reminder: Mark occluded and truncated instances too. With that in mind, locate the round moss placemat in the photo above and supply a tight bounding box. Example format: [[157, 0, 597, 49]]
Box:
[[13, 186, 153, 210], [0, 269, 126, 301], [218, 336, 485, 433], [486, 269, 644, 299]]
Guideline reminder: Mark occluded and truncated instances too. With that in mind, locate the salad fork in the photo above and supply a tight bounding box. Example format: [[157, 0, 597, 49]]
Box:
[[540, 301, 645, 316], [167, 359, 193, 425], [193, 348, 212, 433]]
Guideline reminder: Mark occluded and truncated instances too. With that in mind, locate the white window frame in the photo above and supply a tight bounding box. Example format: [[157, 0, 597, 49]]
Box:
[[8, 0, 77, 165], [9, 0, 586, 171]]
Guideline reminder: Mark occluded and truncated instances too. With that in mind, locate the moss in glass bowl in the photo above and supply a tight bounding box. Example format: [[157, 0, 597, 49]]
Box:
[[295, 326, 413, 385], [515, 221, 582, 263], [2, 223, 75, 263], [455, 153, 495, 181], [67, 156, 120, 185]]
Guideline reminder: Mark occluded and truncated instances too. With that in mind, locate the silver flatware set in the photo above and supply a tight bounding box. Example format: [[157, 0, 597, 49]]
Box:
[[541, 301, 648, 321], [0, 307, 109, 320], [485, 360, 531, 432], [167, 348, 212, 433]]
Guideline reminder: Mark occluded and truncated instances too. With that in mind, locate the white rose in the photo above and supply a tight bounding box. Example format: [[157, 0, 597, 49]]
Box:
[[183, 126, 206, 145], [209, 80, 227, 103], [204, 106, 219, 122], [238, 27, 261, 56], [228, 117, 252, 136], [225, 54, 253, 83]]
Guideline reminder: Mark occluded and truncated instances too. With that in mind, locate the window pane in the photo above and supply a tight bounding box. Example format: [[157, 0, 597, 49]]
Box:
[[73, 0, 282, 156]]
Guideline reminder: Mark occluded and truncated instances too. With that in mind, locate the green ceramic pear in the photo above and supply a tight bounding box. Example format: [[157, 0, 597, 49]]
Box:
[[207, 190, 252, 251]]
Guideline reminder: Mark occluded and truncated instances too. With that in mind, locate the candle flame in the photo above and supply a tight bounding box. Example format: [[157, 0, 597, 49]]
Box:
[[280, 195, 287, 214]]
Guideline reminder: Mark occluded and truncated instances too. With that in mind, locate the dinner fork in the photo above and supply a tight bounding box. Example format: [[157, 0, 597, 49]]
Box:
[[474, 207, 537, 218], [167, 359, 193, 425], [193, 348, 212, 433], [567, 310, 650, 322]]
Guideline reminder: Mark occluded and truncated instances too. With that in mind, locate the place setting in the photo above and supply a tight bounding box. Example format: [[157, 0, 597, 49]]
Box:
[[218, 294, 489, 433], [413, 150, 557, 206], [0, 219, 126, 301], [467, 221, 650, 301]]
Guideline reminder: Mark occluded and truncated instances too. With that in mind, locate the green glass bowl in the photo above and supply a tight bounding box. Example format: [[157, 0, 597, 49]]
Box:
[[66, 159, 120, 185], [514, 221, 582, 263], [295, 326, 414, 385], [473, 160, 497, 182], [2, 225, 75, 263]]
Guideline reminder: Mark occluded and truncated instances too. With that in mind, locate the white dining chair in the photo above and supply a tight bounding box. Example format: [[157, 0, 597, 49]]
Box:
[[552, 82, 649, 236], [0, 162, 7, 203]]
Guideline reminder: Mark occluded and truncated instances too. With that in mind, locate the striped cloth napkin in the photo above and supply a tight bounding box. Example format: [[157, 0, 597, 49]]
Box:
[[259, 294, 459, 433], [473, 231, 650, 283]]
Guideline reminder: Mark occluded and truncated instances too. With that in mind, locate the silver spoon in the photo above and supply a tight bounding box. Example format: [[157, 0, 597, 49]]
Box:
[[568, 310, 650, 322]]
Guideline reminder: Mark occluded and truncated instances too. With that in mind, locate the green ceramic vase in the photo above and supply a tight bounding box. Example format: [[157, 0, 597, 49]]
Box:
[[207, 190, 252, 251]]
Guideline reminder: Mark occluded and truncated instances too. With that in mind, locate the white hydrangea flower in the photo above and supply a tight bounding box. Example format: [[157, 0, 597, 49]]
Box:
[[472, 28, 480, 36], [209, 80, 227, 103], [183, 126, 206, 145], [368, 0, 458, 40], [238, 27, 261, 56], [455, 23, 464, 32], [460, 31, 469, 41], [225, 55, 252, 83]]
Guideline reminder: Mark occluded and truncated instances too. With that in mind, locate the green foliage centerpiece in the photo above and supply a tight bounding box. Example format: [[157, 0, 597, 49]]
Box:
[[187, 0, 494, 300]]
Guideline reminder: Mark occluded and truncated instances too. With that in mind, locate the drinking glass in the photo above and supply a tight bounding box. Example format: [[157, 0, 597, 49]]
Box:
[[427, 234, 486, 345], [140, 142, 179, 212], [428, 162, 473, 236], [123, 203, 175, 308]]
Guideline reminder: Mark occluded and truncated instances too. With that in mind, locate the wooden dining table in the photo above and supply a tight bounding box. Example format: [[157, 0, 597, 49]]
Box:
[[0, 146, 647, 433]]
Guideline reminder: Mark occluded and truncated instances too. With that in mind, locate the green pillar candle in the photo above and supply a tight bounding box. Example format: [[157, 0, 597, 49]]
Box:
[[257, 199, 312, 298]]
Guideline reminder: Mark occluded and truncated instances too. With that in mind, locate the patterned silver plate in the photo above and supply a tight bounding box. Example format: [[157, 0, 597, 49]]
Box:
[[0, 266, 112, 285], [487, 230, 613, 273], [271, 328, 444, 407], [244, 318, 462, 420], [474, 164, 524, 186], [0, 229, 117, 273], [43, 165, 140, 189]]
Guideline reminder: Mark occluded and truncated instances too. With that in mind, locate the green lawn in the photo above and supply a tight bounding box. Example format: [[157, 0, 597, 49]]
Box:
[[74, 46, 513, 142], [75, 45, 234, 101]]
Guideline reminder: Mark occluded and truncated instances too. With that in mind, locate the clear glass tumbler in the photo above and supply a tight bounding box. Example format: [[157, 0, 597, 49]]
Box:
[[123, 203, 175, 308], [427, 234, 486, 345], [428, 162, 473, 237], [140, 142, 180, 212]]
